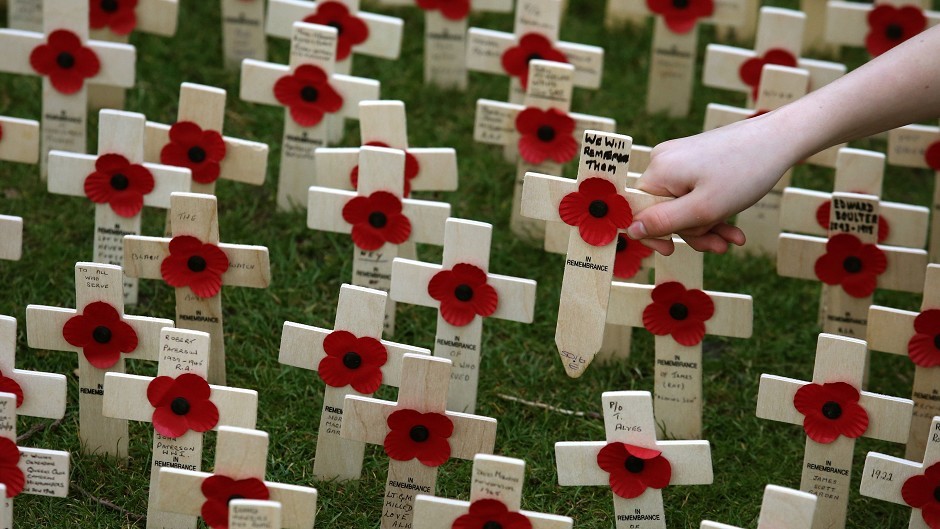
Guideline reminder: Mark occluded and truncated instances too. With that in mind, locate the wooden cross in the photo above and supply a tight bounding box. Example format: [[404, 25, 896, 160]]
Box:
[[756, 333, 913, 529], [0, 217, 23, 263], [222, 0, 268, 68], [230, 500, 283, 529], [475, 60, 616, 240], [25, 262, 173, 458], [412, 454, 573, 528], [887, 120, 940, 262], [0, 115, 39, 262], [7, 0, 43, 32], [826, 0, 940, 57], [699, 485, 818, 529], [0, 0, 136, 177], [867, 264, 940, 459], [240, 21, 380, 210], [124, 192, 272, 386], [307, 146, 450, 336], [341, 354, 498, 529], [555, 391, 713, 529], [390, 218, 537, 413], [156, 426, 318, 529], [0, 316, 67, 424], [520, 130, 670, 378], [102, 326, 259, 528], [278, 283, 430, 481], [47, 109, 192, 305]]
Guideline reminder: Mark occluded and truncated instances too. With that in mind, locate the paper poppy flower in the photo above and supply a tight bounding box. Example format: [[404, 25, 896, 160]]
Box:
[[738, 48, 798, 100], [908, 309, 940, 367], [146, 373, 219, 439], [501, 33, 568, 89], [317, 330, 388, 394], [865, 4, 926, 57], [303, 1, 369, 61], [614, 234, 653, 280], [160, 235, 230, 298], [597, 442, 672, 499], [452, 498, 532, 529], [273, 64, 344, 127], [925, 140, 940, 171], [201, 474, 270, 529], [0, 371, 24, 408], [62, 301, 139, 369], [815, 201, 889, 243], [89, 0, 139, 35], [160, 121, 227, 185], [83, 153, 155, 218], [559, 178, 633, 246], [0, 438, 24, 498], [515, 107, 578, 165], [350, 141, 420, 197], [902, 461, 940, 529], [428, 263, 499, 327], [814, 233, 887, 298], [383, 408, 453, 467], [642, 281, 715, 346], [793, 381, 869, 444], [416, 0, 471, 21], [341, 191, 412, 251], [646, 0, 714, 33], [29, 29, 101, 95]]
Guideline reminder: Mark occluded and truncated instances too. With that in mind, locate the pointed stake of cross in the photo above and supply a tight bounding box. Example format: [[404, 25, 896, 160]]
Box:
[[278, 283, 430, 481], [103, 327, 259, 528], [555, 391, 713, 529], [699, 484, 818, 529], [826, 0, 940, 55], [124, 192, 272, 385], [156, 426, 318, 529], [341, 354, 498, 529], [887, 120, 940, 262], [230, 499, 283, 529], [221, 0, 268, 68], [756, 333, 914, 529], [0, 316, 67, 421]]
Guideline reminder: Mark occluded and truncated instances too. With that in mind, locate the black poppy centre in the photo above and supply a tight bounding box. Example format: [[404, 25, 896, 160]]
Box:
[[482, 522, 503, 529], [110, 173, 130, 191], [934, 334, 940, 350], [188, 146, 207, 164], [669, 303, 689, 321], [187, 255, 208, 273], [537, 125, 556, 142], [100, 0, 119, 12], [342, 351, 362, 369], [885, 23, 904, 40], [300, 86, 319, 103], [617, 235, 627, 253], [821, 401, 842, 420], [588, 200, 609, 218], [526, 52, 544, 64], [672, 0, 690, 9], [170, 396, 191, 416], [842, 256, 863, 274], [368, 211, 387, 229], [409, 425, 430, 443], [92, 325, 113, 344], [56, 52, 76, 70], [454, 284, 474, 302], [624, 456, 645, 474], [227, 494, 246, 506], [934, 486, 940, 503], [328, 21, 345, 35]]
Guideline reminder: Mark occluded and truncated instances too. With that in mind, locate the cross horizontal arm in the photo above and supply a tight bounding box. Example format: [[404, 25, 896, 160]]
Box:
[[266, 0, 403, 58], [0, 216, 23, 261], [135, 0, 180, 36], [826, 1, 940, 46], [606, 284, 753, 337], [413, 496, 572, 529], [123, 236, 272, 288], [860, 453, 921, 504], [0, 117, 39, 164], [317, 148, 458, 192], [556, 440, 712, 486], [866, 306, 916, 355], [888, 125, 937, 168], [13, 370, 66, 420], [703, 45, 845, 94], [145, 123, 269, 185], [473, 99, 522, 146], [0, 31, 43, 75], [571, 113, 617, 141]]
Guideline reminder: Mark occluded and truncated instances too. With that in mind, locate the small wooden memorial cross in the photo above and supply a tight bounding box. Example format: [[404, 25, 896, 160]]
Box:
[[699, 485, 818, 529], [0, 0, 136, 177], [278, 283, 430, 481], [0, 316, 67, 423], [103, 327, 259, 529], [887, 120, 940, 262], [555, 391, 713, 529], [867, 264, 940, 459], [0, 217, 23, 263], [390, 218, 536, 413], [412, 454, 573, 529], [124, 192, 272, 385], [475, 60, 616, 240], [307, 146, 450, 336], [7, 0, 43, 32], [47, 109, 192, 305], [25, 262, 173, 458], [605, 240, 753, 439], [756, 333, 913, 529], [826, 0, 940, 58], [341, 354, 498, 529], [230, 500, 283, 529], [240, 21, 380, 210], [157, 426, 318, 529], [520, 130, 670, 378], [222, 0, 268, 68]]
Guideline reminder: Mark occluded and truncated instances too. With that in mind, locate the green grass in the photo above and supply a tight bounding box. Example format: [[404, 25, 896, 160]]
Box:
[[0, 0, 934, 527]]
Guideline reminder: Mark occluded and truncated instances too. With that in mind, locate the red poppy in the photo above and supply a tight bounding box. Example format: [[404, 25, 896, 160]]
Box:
[[902, 461, 940, 529], [749, 109, 770, 119], [0, 438, 24, 498], [738, 48, 798, 100], [501, 33, 568, 89], [341, 191, 412, 251], [302, 1, 369, 61], [515, 107, 578, 165], [29, 29, 101, 95], [559, 178, 633, 246], [814, 233, 887, 298], [642, 282, 715, 346], [613, 234, 653, 280], [351, 141, 420, 197], [160, 235, 230, 299], [417, 0, 471, 21], [908, 309, 940, 368], [815, 201, 889, 243], [925, 140, 940, 171], [273, 64, 344, 127], [793, 381, 869, 444], [89, 0, 139, 35], [317, 330, 388, 394], [146, 373, 219, 439], [428, 263, 499, 327], [452, 498, 532, 529], [160, 121, 227, 185], [383, 408, 453, 467], [63, 301, 139, 369], [865, 4, 926, 57], [597, 442, 672, 499], [0, 371, 24, 408], [83, 153, 155, 218], [646, 0, 714, 34], [201, 474, 270, 529]]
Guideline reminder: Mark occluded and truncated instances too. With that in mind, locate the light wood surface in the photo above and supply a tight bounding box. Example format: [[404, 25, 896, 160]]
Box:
[[0, 316, 66, 421], [230, 499, 282, 529], [221, 0, 267, 68], [826, 0, 940, 49], [0, 116, 39, 165], [887, 122, 940, 262], [0, 217, 23, 262], [700, 484, 818, 529]]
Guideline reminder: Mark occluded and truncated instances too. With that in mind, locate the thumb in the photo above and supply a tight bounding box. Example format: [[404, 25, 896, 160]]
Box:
[[628, 194, 709, 239]]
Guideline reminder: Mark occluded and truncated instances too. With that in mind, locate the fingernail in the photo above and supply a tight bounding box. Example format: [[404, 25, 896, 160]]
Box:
[[626, 221, 647, 240]]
